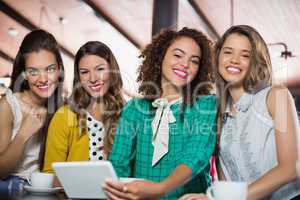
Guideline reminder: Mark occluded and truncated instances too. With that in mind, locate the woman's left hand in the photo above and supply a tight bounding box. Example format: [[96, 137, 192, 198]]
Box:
[[102, 179, 165, 200]]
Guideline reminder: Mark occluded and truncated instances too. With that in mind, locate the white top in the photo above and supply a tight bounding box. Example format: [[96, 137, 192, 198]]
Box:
[[86, 112, 105, 161], [151, 98, 181, 166], [151, 98, 176, 166], [219, 86, 300, 200], [5, 89, 40, 179]]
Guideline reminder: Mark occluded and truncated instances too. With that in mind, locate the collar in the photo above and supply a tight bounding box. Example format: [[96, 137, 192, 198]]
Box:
[[151, 97, 180, 166], [225, 92, 253, 114], [152, 97, 182, 109]]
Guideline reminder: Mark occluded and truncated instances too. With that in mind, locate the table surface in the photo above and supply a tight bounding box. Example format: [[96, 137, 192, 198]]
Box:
[[17, 192, 107, 200], [17, 192, 68, 200]]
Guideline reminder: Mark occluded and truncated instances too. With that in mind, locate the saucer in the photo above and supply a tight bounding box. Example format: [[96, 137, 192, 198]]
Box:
[[24, 185, 62, 195]]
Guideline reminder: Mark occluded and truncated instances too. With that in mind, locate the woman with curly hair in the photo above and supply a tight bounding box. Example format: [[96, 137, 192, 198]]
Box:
[[103, 27, 217, 199], [43, 41, 125, 186]]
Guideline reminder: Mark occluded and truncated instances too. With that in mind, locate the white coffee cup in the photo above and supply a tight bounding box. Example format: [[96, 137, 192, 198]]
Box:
[[29, 172, 54, 188], [206, 181, 247, 200]]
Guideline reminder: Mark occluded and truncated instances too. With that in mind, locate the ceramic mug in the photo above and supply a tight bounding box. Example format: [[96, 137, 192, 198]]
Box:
[[28, 172, 54, 188]]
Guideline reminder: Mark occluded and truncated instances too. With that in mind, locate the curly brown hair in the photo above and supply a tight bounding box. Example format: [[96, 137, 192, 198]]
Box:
[[137, 27, 213, 107], [69, 41, 125, 156]]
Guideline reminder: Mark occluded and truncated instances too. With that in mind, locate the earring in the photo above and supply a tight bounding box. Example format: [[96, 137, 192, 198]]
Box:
[[22, 72, 28, 79]]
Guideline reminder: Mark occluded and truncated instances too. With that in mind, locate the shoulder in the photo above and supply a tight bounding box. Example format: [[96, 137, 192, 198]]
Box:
[[124, 98, 151, 109], [267, 84, 290, 97], [0, 96, 13, 119], [0, 96, 12, 117], [266, 85, 293, 116], [0, 96, 10, 109], [198, 95, 217, 104], [121, 98, 152, 118], [192, 95, 217, 111], [0, 96, 14, 137], [57, 104, 75, 113], [185, 95, 217, 119], [51, 105, 77, 122]]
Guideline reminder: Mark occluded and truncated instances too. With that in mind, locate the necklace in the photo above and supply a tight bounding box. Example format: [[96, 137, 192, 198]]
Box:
[[18, 92, 44, 114], [21, 91, 43, 108]]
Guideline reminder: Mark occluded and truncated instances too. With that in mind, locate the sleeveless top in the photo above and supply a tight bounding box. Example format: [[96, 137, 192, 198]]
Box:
[[5, 89, 40, 179], [219, 86, 300, 200]]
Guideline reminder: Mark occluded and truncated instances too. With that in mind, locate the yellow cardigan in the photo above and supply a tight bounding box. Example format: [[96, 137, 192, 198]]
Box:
[[43, 105, 89, 173]]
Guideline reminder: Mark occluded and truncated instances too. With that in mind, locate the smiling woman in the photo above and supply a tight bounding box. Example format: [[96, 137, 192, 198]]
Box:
[[78, 54, 110, 98], [42, 41, 125, 187], [180, 25, 300, 200], [103, 27, 217, 200], [22, 51, 60, 99], [0, 29, 64, 198]]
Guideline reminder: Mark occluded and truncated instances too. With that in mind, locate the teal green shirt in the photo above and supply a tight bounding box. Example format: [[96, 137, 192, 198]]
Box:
[[109, 95, 217, 199]]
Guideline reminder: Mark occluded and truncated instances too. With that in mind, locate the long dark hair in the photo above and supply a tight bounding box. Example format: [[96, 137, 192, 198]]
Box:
[[69, 41, 124, 156], [137, 27, 213, 114], [10, 29, 64, 169]]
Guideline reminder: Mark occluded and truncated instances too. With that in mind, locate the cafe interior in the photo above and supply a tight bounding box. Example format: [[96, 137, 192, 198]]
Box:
[[0, 0, 300, 199], [1, 0, 300, 106]]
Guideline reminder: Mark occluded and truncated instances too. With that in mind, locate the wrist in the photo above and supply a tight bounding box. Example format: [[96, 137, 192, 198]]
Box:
[[158, 181, 169, 197]]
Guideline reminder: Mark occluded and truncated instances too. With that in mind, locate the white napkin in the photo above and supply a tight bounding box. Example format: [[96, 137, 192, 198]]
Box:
[[151, 98, 177, 166]]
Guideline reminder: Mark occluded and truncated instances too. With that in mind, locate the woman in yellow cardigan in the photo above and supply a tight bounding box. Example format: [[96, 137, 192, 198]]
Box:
[[43, 41, 125, 183]]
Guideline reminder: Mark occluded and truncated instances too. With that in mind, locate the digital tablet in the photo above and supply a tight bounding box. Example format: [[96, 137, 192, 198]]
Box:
[[52, 161, 118, 199]]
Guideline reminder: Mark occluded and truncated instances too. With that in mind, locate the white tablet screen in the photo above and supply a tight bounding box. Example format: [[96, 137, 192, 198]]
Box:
[[52, 161, 118, 199]]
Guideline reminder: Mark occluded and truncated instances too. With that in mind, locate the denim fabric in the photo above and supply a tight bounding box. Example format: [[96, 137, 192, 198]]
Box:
[[0, 176, 24, 199]]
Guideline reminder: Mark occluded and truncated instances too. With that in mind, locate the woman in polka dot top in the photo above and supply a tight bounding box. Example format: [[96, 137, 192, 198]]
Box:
[[42, 41, 125, 187]]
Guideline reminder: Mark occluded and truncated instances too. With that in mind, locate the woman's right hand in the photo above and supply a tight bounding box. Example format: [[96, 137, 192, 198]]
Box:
[[179, 193, 209, 200], [19, 107, 47, 140]]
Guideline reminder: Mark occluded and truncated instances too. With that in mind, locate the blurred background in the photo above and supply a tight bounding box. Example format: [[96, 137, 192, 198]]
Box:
[[0, 0, 300, 111]]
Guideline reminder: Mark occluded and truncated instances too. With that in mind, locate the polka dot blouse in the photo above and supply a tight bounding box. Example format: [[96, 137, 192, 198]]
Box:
[[86, 112, 105, 161]]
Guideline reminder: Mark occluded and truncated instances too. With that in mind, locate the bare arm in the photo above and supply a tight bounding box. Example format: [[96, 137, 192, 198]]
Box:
[[0, 97, 46, 178], [247, 86, 299, 200], [0, 97, 28, 178], [160, 164, 193, 195]]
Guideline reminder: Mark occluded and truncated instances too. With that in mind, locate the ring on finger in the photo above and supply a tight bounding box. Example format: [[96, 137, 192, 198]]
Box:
[[123, 186, 128, 193]]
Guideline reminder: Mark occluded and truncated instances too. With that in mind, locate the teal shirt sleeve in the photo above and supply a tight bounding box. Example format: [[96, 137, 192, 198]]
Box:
[[180, 95, 217, 177], [109, 99, 138, 177]]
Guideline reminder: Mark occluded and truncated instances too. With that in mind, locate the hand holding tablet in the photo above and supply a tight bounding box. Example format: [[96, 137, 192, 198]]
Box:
[[52, 161, 118, 199]]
